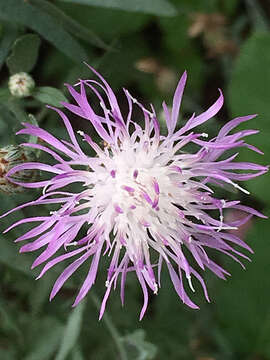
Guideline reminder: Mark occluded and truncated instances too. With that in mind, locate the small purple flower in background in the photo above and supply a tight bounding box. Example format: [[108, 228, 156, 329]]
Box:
[[2, 66, 267, 320]]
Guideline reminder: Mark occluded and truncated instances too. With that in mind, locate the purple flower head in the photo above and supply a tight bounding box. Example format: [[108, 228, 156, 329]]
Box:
[[2, 66, 268, 320]]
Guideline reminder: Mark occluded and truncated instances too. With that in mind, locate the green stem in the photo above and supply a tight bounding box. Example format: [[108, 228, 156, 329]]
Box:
[[36, 107, 48, 123], [90, 292, 128, 360]]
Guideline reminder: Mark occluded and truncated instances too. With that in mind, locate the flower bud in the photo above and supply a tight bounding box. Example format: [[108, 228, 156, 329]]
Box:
[[0, 145, 35, 194], [8, 72, 35, 98]]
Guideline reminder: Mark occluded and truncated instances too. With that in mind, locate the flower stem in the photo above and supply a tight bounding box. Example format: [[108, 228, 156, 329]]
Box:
[[90, 292, 128, 360]]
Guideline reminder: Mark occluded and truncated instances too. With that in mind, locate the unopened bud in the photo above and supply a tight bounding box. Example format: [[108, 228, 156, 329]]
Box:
[[8, 72, 35, 98], [0, 145, 36, 194]]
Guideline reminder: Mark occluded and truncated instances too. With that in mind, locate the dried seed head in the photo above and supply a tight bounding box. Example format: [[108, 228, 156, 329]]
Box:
[[0, 145, 36, 194]]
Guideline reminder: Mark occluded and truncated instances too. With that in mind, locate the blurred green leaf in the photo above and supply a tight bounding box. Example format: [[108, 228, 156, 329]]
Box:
[[0, 240, 33, 277], [246, 0, 269, 31], [214, 213, 270, 357], [0, 349, 17, 360], [58, 0, 177, 16], [159, 15, 204, 93], [24, 317, 64, 360], [122, 329, 157, 360], [29, 0, 109, 50], [159, 15, 190, 54], [228, 32, 270, 205], [169, 0, 218, 13], [0, 297, 22, 338], [97, 36, 149, 89], [29, 272, 55, 315], [0, 88, 10, 103], [33, 86, 68, 108], [0, 21, 19, 71], [0, 0, 88, 63], [58, 3, 149, 42], [222, 0, 239, 15], [6, 34, 41, 74], [4, 97, 29, 123], [55, 301, 86, 360], [70, 347, 84, 360]]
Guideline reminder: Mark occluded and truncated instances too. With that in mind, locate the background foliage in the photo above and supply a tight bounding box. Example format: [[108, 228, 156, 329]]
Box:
[[0, 0, 270, 359]]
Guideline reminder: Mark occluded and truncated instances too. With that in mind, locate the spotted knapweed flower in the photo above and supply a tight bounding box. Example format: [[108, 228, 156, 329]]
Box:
[[2, 66, 267, 319]]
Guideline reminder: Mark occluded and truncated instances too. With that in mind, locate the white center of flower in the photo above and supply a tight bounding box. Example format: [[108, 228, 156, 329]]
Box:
[[88, 139, 189, 240], [106, 153, 169, 222]]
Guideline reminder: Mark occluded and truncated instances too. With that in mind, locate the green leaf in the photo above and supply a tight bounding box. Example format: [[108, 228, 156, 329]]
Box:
[[58, 0, 177, 16], [222, 0, 238, 15], [246, 0, 269, 31], [55, 301, 86, 360], [214, 213, 270, 357], [23, 318, 64, 360], [0, 239, 34, 277], [0, 22, 19, 71], [58, 3, 148, 42], [29, 270, 55, 315], [0, 0, 88, 63], [30, 0, 109, 50], [169, 0, 219, 13], [33, 86, 68, 108], [70, 347, 84, 360], [0, 297, 22, 338], [5, 97, 30, 123], [6, 34, 41, 74], [227, 32, 270, 204], [0, 88, 11, 103], [122, 329, 158, 360]]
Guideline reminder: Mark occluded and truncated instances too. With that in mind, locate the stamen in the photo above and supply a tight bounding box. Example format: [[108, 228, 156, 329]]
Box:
[[143, 141, 149, 151], [42, 182, 51, 195], [170, 165, 182, 173], [114, 204, 124, 214], [234, 183, 250, 194], [119, 235, 126, 245], [110, 170, 116, 178], [142, 192, 152, 205], [152, 178, 160, 195], [152, 195, 159, 209], [217, 215, 224, 232], [141, 220, 150, 227], [121, 185, 135, 193], [187, 275, 195, 292], [126, 90, 138, 104], [64, 241, 78, 251], [100, 101, 109, 114]]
